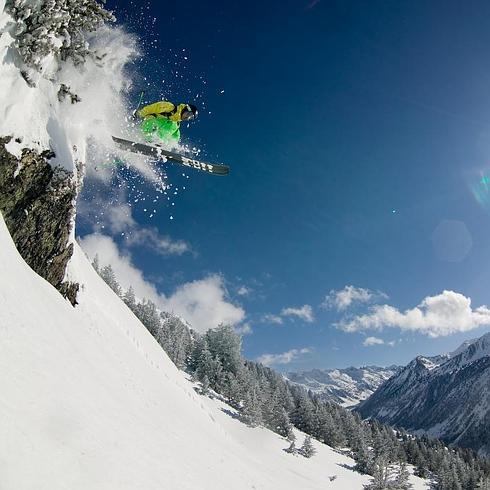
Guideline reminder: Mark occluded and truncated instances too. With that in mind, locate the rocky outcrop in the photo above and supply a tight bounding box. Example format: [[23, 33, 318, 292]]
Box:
[[0, 137, 79, 305]]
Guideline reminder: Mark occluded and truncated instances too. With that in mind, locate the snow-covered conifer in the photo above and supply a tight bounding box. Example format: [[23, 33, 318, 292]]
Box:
[[477, 476, 490, 489], [5, 0, 115, 71], [284, 440, 296, 455], [91, 254, 99, 272], [363, 457, 394, 489], [205, 324, 243, 376], [200, 375, 210, 395], [123, 286, 136, 310], [99, 264, 121, 296], [300, 435, 316, 458], [241, 390, 262, 427], [394, 462, 412, 490]]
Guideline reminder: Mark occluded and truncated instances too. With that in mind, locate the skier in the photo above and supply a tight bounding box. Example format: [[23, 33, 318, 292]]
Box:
[[136, 100, 198, 145], [114, 98, 228, 175]]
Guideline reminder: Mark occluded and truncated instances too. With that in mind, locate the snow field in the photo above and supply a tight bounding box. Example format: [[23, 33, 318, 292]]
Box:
[[0, 214, 430, 489]]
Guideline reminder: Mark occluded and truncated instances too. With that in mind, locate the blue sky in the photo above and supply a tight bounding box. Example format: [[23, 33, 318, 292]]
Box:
[[79, 0, 490, 371]]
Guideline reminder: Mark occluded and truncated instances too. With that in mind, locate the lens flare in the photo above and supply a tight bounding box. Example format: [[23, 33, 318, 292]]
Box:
[[469, 172, 490, 209]]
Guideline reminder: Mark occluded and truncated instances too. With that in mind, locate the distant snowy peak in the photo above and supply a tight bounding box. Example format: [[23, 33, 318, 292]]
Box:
[[357, 330, 490, 455], [452, 332, 490, 363], [448, 337, 480, 358], [285, 365, 399, 407]]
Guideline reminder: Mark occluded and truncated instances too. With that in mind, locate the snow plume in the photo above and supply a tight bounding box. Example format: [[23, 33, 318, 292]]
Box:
[[337, 290, 490, 338], [257, 348, 312, 367], [80, 233, 245, 333], [0, 2, 142, 178], [323, 285, 388, 311]]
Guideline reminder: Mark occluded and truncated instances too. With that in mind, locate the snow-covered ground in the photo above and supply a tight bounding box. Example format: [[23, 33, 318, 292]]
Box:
[[0, 214, 429, 489]]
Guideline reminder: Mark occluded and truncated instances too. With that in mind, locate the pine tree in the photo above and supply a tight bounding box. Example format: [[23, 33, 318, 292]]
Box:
[[99, 264, 121, 296], [290, 392, 315, 434], [241, 390, 262, 427], [222, 372, 242, 409], [158, 314, 192, 369], [123, 286, 136, 310], [5, 0, 115, 71], [477, 476, 490, 489], [284, 440, 297, 455], [363, 457, 394, 489], [205, 324, 244, 376], [414, 463, 428, 479], [195, 343, 214, 384], [394, 462, 413, 490], [134, 299, 160, 337], [354, 441, 375, 475], [188, 334, 206, 373], [200, 375, 210, 395], [300, 435, 316, 458], [91, 254, 100, 272]]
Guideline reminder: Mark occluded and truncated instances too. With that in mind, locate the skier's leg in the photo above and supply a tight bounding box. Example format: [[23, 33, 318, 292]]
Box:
[[156, 119, 179, 145]]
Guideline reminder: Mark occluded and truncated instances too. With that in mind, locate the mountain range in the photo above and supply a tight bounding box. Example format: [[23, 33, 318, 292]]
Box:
[[357, 333, 490, 455], [285, 365, 399, 407]]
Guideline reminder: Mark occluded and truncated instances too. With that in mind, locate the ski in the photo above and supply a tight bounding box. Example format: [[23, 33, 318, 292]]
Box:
[[112, 136, 230, 176]]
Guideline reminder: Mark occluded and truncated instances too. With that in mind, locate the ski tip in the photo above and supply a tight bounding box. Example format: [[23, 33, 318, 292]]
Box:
[[214, 167, 230, 176]]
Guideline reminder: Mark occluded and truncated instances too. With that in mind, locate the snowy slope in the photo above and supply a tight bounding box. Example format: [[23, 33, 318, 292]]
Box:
[[0, 214, 430, 489], [286, 365, 398, 407]]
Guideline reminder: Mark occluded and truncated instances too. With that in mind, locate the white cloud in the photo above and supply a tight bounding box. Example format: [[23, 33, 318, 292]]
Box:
[[80, 233, 244, 333], [235, 323, 253, 336], [261, 313, 284, 325], [79, 200, 190, 256], [338, 290, 490, 338], [281, 305, 315, 323], [125, 227, 190, 256], [256, 348, 311, 367], [80, 233, 161, 303], [104, 203, 135, 233], [363, 336, 385, 346], [237, 285, 252, 296], [164, 275, 245, 333], [260, 305, 315, 325], [323, 285, 387, 311]]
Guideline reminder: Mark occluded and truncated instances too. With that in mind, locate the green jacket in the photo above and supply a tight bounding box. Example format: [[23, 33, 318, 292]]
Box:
[[139, 101, 191, 143]]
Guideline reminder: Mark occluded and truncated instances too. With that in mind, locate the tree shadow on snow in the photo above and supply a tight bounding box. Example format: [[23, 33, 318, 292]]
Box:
[[220, 407, 241, 420]]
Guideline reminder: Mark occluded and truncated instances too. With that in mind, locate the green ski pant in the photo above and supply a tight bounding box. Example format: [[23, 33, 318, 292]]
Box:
[[141, 118, 180, 144]]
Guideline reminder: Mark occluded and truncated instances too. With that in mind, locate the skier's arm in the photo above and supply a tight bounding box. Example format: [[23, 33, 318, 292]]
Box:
[[138, 101, 175, 118]]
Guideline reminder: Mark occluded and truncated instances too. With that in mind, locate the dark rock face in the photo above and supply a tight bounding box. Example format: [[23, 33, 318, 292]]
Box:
[[0, 137, 79, 305]]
